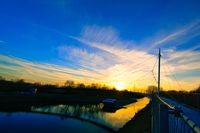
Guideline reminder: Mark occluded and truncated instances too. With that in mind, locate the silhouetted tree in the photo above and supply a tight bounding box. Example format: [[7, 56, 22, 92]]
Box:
[[77, 83, 85, 88], [15, 79, 25, 84], [0, 76, 5, 80], [65, 80, 75, 87], [146, 85, 158, 93], [192, 84, 200, 93]]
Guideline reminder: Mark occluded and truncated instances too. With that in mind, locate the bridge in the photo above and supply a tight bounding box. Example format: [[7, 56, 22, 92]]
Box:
[[151, 48, 200, 133], [151, 93, 200, 133]]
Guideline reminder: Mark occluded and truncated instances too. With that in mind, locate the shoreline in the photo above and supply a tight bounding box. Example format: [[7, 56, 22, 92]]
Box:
[[117, 102, 151, 133]]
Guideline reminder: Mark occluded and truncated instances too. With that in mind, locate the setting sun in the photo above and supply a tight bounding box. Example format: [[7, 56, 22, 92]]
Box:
[[115, 82, 126, 91]]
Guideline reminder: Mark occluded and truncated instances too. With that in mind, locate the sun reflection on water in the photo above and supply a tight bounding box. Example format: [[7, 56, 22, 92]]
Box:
[[103, 97, 150, 129], [31, 97, 150, 130]]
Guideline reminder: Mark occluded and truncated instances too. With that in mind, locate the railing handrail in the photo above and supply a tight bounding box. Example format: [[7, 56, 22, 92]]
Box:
[[155, 94, 175, 110], [155, 94, 200, 133], [180, 112, 200, 133]]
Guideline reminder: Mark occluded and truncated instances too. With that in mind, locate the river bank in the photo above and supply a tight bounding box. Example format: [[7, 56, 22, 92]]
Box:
[[0, 91, 143, 112], [117, 102, 151, 133]]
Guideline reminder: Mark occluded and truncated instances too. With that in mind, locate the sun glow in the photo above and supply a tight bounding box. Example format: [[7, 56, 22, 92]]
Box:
[[115, 82, 126, 91]]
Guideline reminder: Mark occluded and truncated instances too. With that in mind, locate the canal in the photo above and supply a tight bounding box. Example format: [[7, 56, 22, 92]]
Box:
[[0, 97, 150, 133]]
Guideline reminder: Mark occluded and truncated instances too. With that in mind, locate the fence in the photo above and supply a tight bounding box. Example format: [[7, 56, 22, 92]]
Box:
[[151, 94, 200, 133]]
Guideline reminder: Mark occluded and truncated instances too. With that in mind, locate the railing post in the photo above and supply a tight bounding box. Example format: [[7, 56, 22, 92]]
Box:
[[159, 104, 169, 133]]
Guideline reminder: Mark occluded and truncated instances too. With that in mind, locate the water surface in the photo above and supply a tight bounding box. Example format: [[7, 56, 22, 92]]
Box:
[[32, 97, 150, 130], [0, 97, 150, 132], [0, 112, 109, 133]]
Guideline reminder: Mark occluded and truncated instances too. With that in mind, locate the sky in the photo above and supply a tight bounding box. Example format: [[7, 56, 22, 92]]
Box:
[[0, 0, 200, 91]]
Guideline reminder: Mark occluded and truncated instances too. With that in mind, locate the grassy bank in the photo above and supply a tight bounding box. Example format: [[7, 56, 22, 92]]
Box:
[[117, 102, 151, 133]]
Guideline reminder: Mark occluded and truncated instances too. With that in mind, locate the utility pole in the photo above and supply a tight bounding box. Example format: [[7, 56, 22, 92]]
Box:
[[158, 48, 161, 96]]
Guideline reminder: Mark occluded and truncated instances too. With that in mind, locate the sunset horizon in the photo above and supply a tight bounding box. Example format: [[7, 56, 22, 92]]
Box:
[[0, 0, 200, 91], [0, 1, 200, 133]]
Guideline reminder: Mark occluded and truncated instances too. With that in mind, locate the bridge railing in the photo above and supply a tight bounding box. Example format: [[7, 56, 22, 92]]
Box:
[[151, 93, 200, 133]]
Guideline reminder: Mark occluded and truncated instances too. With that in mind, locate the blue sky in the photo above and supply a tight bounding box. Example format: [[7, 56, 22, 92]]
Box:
[[0, 0, 200, 91]]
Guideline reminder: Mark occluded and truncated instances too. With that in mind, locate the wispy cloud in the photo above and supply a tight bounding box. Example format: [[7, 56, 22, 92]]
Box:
[[1, 22, 200, 91], [68, 26, 161, 89], [0, 55, 105, 85], [57, 45, 117, 71], [146, 21, 200, 50], [0, 39, 6, 44], [161, 48, 200, 76], [68, 23, 200, 91]]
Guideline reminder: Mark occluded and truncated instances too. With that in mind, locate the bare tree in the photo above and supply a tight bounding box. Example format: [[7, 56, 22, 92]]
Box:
[[146, 85, 158, 93], [65, 80, 75, 87]]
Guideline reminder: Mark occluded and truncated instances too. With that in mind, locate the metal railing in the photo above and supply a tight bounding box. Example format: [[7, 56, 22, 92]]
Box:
[[180, 113, 200, 133], [151, 94, 200, 133]]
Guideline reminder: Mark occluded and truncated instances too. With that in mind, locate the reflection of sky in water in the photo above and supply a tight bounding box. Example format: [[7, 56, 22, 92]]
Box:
[[0, 112, 109, 133], [31, 97, 150, 130]]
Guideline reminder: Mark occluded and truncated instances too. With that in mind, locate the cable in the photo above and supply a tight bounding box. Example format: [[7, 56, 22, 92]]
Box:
[[161, 56, 183, 90], [162, 61, 172, 90], [151, 58, 158, 84]]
